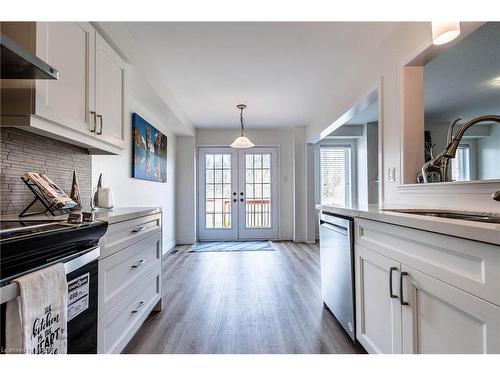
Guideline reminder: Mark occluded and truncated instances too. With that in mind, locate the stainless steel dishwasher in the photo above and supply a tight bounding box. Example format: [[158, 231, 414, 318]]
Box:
[[319, 212, 355, 341]]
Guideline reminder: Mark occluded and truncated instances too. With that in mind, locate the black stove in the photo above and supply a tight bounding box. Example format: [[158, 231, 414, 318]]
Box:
[[0, 218, 108, 354], [0, 219, 108, 285]]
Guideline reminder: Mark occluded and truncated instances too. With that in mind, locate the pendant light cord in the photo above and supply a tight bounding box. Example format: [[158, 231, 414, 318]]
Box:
[[240, 106, 245, 136]]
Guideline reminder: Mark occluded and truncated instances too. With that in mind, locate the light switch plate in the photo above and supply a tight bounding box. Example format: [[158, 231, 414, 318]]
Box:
[[388, 167, 396, 182]]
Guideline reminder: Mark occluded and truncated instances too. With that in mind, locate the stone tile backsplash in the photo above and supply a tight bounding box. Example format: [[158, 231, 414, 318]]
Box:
[[0, 128, 91, 215]]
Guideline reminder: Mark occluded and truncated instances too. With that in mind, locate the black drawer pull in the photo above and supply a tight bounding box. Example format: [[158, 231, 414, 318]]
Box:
[[131, 301, 144, 313], [131, 259, 146, 269], [131, 226, 146, 233]]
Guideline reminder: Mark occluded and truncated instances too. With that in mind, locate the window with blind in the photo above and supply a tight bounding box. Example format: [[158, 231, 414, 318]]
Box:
[[451, 144, 470, 182], [320, 146, 352, 207]]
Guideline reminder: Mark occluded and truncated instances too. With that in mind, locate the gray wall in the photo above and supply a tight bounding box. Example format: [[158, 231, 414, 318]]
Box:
[[0, 128, 91, 215], [477, 123, 500, 180]]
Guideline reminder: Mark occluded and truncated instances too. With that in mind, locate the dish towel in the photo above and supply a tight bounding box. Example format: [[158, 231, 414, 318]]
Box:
[[6, 263, 68, 354]]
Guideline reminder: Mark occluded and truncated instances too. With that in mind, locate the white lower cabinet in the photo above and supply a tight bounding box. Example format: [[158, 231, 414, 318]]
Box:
[[98, 269, 161, 354], [354, 218, 500, 354], [355, 245, 402, 354], [97, 213, 162, 353], [401, 265, 500, 354]]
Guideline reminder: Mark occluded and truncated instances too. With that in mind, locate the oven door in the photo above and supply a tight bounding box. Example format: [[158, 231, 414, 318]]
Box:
[[66, 257, 98, 354], [1, 247, 100, 354]]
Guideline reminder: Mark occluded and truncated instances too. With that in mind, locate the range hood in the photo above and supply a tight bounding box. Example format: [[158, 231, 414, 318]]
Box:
[[1, 33, 58, 79]]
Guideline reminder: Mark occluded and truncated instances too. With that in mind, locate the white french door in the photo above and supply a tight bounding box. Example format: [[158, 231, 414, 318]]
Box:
[[198, 147, 278, 241]]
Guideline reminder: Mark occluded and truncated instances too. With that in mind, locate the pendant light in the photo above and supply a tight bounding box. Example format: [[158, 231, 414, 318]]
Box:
[[230, 104, 255, 148], [431, 22, 460, 45]]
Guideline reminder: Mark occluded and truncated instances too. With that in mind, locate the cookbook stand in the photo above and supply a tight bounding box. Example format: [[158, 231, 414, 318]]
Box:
[[19, 176, 71, 217]]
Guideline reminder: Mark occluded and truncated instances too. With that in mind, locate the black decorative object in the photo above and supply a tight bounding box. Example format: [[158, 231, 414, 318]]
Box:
[[19, 176, 72, 217], [70, 170, 82, 210], [92, 173, 103, 208]]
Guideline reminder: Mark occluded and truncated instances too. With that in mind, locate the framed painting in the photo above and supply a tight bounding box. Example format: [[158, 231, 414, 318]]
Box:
[[132, 113, 168, 182]]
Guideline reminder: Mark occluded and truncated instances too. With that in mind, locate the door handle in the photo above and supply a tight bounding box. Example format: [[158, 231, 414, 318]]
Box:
[[96, 114, 103, 135], [400, 271, 409, 306], [90, 111, 97, 132], [389, 267, 398, 299]]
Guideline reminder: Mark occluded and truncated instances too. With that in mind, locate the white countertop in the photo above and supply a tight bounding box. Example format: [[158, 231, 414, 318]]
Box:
[[1, 207, 162, 225], [317, 204, 500, 245]]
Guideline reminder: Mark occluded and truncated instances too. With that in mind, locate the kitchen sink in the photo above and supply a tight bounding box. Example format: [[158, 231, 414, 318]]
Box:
[[382, 209, 500, 224]]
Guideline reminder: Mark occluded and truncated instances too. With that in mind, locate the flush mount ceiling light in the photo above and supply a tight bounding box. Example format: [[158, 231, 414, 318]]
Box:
[[431, 22, 461, 45], [230, 104, 255, 149]]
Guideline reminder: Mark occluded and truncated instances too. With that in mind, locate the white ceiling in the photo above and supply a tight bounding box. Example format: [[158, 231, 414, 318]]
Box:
[[124, 22, 400, 129], [425, 22, 500, 124], [344, 100, 379, 125]]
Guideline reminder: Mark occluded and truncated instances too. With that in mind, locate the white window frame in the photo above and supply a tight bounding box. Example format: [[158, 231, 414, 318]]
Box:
[[314, 139, 357, 208]]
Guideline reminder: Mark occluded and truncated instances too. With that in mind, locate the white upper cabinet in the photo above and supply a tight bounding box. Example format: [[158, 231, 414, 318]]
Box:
[[0, 22, 126, 154], [95, 32, 126, 148], [35, 22, 95, 135]]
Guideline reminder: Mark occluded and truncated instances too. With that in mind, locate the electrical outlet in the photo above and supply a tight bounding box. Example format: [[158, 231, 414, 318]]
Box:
[[388, 167, 396, 182]]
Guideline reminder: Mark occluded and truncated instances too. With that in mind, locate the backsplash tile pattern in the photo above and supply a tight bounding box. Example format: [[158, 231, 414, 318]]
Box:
[[0, 128, 91, 215]]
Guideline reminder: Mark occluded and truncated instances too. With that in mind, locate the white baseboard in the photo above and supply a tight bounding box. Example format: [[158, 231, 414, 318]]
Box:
[[175, 237, 197, 245], [162, 240, 177, 255]]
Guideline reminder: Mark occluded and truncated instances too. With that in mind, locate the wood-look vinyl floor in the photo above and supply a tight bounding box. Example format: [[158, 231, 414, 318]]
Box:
[[123, 241, 366, 354]]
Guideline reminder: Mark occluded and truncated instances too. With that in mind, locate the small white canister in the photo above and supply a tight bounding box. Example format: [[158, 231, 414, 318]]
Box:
[[97, 187, 114, 209]]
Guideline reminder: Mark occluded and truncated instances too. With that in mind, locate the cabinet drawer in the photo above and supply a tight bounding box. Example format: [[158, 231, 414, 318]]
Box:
[[355, 218, 500, 306], [100, 213, 161, 258], [97, 269, 160, 354], [98, 233, 161, 318]]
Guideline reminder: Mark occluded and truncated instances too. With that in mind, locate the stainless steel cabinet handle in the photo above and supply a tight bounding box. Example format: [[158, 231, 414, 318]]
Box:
[[131, 301, 144, 313], [131, 259, 146, 269], [90, 111, 97, 132], [131, 226, 146, 233], [96, 114, 103, 135], [400, 271, 409, 306], [389, 267, 398, 299]]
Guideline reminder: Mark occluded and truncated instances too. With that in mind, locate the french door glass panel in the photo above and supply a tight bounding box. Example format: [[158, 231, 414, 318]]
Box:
[[198, 147, 278, 241], [245, 153, 271, 229], [238, 148, 278, 240], [198, 148, 238, 240], [205, 153, 232, 229]]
